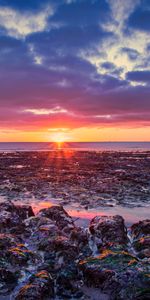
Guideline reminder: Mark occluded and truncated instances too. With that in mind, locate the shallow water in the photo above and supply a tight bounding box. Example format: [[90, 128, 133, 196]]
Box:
[[10, 198, 150, 227]]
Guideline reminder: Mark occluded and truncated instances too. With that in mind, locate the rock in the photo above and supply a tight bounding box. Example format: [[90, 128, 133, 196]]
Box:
[[70, 227, 92, 259], [0, 198, 149, 300], [133, 236, 150, 258], [38, 205, 75, 232], [38, 235, 79, 265], [89, 215, 128, 249], [53, 236, 79, 262], [131, 219, 150, 258], [15, 204, 34, 220], [56, 265, 82, 298], [15, 270, 54, 300], [0, 234, 36, 275], [0, 202, 34, 234], [70, 227, 89, 247], [7, 244, 35, 266], [0, 268, 18, 294], [0, 233, 20, 250], [24, 216, 56, 231], [79, 249, 150, 300], [23, 216, 59, 243], [131, 219, 150, 239], [79, 250, 122, 290]]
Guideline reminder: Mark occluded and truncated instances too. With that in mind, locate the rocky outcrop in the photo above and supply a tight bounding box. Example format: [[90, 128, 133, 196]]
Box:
[[0, 202, 149, 300], [0, 202, 34, 234], [89, 215, 128, 249], [38, 205, 75, 232], [79, 250, 150, 299], [131, 219, 150, 258]]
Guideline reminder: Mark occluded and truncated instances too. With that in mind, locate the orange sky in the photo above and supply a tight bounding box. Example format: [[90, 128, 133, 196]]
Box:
[[1, 126, 150, 142]]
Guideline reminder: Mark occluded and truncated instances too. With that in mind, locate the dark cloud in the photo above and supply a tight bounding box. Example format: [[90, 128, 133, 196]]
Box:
[[126, 70, 150, 83], [101, 62, 116, 70]]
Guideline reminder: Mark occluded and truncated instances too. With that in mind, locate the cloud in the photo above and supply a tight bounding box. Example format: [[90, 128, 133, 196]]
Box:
[[23, 106, 68, 115], [126, 70, 150, 83], [121, 47, 139, 60], [106, 0, 140, 31], [0, 5, 54, 38], [101, 62, 116, 70], [0, 0, 150, 134], [28, 43, 43, 65], [81, 0, 147, 80]]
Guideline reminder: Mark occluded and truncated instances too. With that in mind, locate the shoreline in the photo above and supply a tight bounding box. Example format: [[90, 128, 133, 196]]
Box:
[[0, 150, 150, 214], [0, 149, 150, 153]]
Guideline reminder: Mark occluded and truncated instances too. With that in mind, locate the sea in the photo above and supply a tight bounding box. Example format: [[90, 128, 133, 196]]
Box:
[[0, 141, 150, 152]]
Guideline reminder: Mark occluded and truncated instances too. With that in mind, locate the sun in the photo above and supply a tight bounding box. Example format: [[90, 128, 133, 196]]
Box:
[[51, 132, 70, 149], [51, 132, 67, 143]]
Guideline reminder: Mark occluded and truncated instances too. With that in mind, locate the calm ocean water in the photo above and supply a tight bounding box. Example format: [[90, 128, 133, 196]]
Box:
[[0, 142, 150, 151]]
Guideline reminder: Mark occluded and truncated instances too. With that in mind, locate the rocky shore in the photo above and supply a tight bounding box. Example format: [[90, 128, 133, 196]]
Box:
[[0, 151, 150, 209], [0, 201, 149, 300]]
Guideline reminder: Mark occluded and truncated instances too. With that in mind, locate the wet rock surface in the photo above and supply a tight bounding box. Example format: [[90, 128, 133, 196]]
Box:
[[38, 205, 75, 232], [0, 151, 150, 209], [131, 219, 150, 258], [0, 201, 34, 234], [15, 270, 54, 300], [0, 202, 149, 299], [79, 250, 150, 300], [89, 215, 128, 249]]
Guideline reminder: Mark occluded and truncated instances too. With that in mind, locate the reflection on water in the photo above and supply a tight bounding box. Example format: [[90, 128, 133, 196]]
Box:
[[11, 199, 150, 227], [68, 205, 150, 227]]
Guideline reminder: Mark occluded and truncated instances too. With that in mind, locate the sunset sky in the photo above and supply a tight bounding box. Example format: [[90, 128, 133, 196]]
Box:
[[0, 0, 150, 141]]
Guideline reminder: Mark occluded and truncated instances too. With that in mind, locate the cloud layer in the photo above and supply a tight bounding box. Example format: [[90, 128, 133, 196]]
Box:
[[0, 0, 150, 136]]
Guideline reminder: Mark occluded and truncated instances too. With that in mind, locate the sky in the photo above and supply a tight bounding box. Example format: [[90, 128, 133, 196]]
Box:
[[0, 0, 150, 142]]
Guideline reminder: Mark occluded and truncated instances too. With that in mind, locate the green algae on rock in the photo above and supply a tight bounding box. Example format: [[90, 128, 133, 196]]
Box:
[[79, 250, 150, 299]]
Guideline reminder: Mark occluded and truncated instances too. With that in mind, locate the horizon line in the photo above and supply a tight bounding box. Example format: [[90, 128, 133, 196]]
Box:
[[0, 141, 150, 143]]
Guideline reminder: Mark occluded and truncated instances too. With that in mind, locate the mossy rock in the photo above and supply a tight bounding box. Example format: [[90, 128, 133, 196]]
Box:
[[79, 250, 150, 299]]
